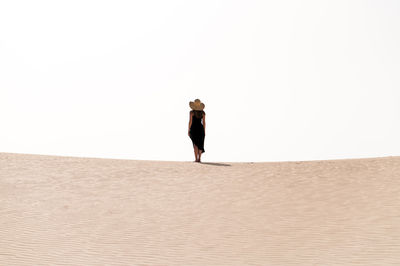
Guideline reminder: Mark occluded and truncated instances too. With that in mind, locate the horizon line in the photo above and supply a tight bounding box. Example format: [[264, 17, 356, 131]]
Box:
[[1, 151, 398, 164]]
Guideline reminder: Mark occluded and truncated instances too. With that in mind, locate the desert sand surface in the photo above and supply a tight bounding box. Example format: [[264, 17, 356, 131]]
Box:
[[1, 152, 400, 265]]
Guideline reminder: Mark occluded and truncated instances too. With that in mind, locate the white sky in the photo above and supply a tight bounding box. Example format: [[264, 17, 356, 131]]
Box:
[[1, 0, 399, 162]]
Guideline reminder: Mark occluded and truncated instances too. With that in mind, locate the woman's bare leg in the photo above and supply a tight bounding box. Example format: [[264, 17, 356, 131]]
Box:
[[198, 150, 202, 163], [193, 145, 199, 162]]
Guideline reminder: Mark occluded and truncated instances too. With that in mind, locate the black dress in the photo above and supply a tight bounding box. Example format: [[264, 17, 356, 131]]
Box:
[[189, 111, 205, 153]]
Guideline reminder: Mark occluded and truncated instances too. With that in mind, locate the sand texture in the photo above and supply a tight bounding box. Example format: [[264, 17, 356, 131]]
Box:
[[1, 153, 400, 265]]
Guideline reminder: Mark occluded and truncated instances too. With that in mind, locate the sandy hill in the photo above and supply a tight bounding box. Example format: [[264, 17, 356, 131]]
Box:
[[1, 152, 400, 265]]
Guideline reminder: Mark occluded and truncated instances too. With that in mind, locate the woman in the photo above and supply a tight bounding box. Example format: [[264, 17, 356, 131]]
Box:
[[188, 99, 206, 163]]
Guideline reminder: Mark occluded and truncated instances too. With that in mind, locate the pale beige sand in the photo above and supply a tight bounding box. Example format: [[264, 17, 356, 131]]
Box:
[[1, 153, 400, 266]]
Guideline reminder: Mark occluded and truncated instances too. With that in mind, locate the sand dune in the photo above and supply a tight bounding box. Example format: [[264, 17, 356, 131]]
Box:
[[1, 152, 400, 265]]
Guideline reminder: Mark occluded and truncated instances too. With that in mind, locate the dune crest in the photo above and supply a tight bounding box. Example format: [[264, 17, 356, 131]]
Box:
[[1, 153, 400, 265]]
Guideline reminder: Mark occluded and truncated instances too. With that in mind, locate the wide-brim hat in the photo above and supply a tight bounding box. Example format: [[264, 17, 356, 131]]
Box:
[[189, 99, 205, 111]]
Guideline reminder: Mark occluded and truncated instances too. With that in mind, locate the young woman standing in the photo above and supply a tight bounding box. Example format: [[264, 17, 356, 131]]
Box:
[[188, 99, 206, 162]]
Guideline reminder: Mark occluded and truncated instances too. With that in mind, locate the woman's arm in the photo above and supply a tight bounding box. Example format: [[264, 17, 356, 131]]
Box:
[[188, 112, 193, 136], [202, 113, 206, 134]]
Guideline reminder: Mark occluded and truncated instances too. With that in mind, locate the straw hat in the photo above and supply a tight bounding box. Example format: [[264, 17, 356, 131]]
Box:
[[189, 99, 205, 111]]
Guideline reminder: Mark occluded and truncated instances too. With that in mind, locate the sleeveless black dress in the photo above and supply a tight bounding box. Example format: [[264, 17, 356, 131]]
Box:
[[189, 111, 205, 153]]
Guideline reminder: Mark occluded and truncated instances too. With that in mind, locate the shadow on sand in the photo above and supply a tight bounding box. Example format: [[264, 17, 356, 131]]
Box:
[[200, 162, 231, 167]]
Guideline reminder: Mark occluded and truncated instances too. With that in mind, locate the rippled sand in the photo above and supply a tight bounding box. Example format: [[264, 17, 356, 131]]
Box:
[[1, 153, 400, 265]]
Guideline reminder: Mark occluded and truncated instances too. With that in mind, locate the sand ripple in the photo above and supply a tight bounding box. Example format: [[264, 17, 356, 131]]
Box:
[[1, 153, 400, 265]]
